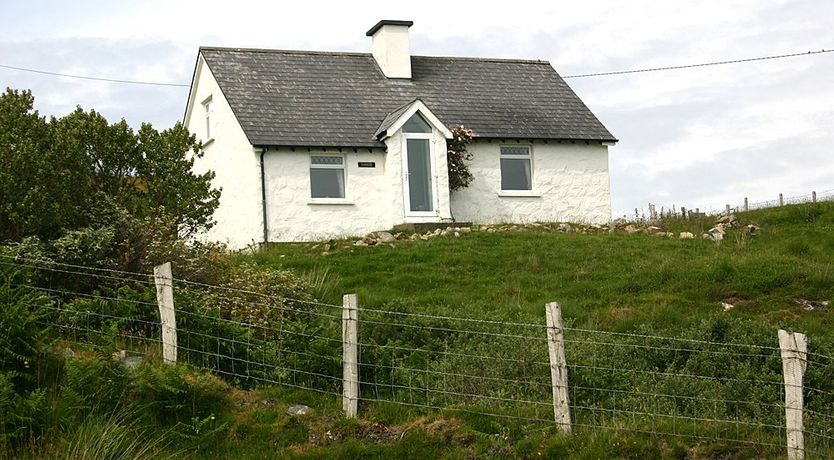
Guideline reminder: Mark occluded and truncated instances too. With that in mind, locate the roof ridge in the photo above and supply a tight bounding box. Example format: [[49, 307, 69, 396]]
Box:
[[412, 54, 550, 65], [199, 46, 550, 65], [199, 46, 372, 57]]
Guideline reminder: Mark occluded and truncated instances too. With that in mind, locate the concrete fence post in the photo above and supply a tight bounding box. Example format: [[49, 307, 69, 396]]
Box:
[[812, 191, 817, 203], [545, 302, 571, 433], [153, 262, 177, 364], [744, 197, 749, 212], [725, 204, 731, 215], [779, 193, 784, 206], [342, 294, 359, 418], [778, 329, 808, 460]]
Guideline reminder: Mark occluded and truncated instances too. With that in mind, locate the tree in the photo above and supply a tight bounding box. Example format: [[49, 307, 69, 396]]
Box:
[[0, 88, 220, 244]]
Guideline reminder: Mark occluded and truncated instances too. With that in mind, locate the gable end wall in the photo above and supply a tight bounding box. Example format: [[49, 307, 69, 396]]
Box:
[[187, 57, 264, 249]]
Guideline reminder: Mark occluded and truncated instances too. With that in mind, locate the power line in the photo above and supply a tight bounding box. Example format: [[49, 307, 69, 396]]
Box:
[[562, 49, 833, 78], [1, 48, 831, 87], [0, 64, 189, 87]]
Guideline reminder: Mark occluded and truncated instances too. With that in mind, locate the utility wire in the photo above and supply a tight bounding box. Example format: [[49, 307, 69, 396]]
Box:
[[562, 48, 833, 78], [0, 63, 189, 87], [1, 48, 831, 87]]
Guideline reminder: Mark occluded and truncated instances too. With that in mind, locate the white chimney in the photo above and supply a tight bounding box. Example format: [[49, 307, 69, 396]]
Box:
[[366, 20, 413, 79]]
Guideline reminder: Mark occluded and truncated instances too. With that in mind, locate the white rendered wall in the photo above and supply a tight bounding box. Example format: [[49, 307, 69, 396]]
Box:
[[263, 127, 451, 242], [186, 57, 264, 249], [450, 141, 611, 224]]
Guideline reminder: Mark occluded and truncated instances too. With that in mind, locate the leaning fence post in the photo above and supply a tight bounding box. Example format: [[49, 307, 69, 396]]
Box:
[[153, 262, 177, 364], [342, 294, 359, 418], [778, 329, 808, 460], [545, 302, 571, 433]]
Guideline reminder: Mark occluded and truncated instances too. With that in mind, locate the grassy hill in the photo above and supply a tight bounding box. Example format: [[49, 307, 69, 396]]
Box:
[[10, 201, 833, 459], [220, 200, 834, 459], [251, 201, 834, 339]]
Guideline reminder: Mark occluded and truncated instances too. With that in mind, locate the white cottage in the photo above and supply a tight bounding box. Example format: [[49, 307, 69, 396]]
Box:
[[184, 20, 617, 248]]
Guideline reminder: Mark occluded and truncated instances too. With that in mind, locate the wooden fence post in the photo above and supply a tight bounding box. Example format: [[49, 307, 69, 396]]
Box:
[[744, 197, 749, 211], [812, 191, 817, 203], [545, 302, 571, 433], [779, 193, 784, 206], [778, 329, 808, 460], [342, 294, 359, 418], [681, 206, 686, 219], [153, 262, 177, 364]]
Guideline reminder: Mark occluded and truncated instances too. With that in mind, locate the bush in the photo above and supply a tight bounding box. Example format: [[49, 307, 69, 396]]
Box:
[[0, 265, 55, 447], [131, 363, 230, 427], [59, 354, 132, 417]]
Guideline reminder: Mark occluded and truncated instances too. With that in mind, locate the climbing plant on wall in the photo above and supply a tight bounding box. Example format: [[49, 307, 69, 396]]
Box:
[[447, 126, 474, 191]]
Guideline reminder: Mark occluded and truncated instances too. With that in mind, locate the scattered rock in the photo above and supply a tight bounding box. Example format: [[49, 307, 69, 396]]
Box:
[[460, 227, 472, 234], [645, 226, 664, 235], [287, 405, 312, 416], [353, 240, 368, 247], [112, 350, 143, 368], [557, 223, 573, 233], [795, 299, 829, 311], [362, 233, 378, 245], [323, 243, 331, 252], [624, 224, 640, 234], [679, 232, 695, 240], [721, 302, 735, 312], [377, 231, 396, 243], [454, 231, 460, 237], [63, 347, 75, 359], [744, 224, 760, 236], [716, 214, 738, 226], [394, 232, 405, 240]]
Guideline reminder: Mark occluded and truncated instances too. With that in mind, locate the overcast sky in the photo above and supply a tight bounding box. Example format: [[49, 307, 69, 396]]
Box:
[[2, 0, 832, 216]]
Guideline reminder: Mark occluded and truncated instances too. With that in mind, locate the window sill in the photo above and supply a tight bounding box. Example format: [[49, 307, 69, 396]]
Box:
[[308, 198, 355, 205], [497, 190, 541, 197]]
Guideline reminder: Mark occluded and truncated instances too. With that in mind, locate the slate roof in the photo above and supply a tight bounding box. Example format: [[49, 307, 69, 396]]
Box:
[[198, 47, 617, 148], [373, 98, 419, 139]]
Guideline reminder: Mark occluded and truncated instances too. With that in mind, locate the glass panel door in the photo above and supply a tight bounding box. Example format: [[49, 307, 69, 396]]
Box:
[[406, 138, 433, 213]]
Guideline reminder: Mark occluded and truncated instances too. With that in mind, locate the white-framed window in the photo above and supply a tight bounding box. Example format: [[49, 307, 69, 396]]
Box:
[[201, 96, 213, 140], [310, 155, 346, 199], [500, 145, 532, 191]]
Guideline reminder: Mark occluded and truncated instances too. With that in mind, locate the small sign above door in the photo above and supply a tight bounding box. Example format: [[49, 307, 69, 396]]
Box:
[[358, 162, 376, 168]]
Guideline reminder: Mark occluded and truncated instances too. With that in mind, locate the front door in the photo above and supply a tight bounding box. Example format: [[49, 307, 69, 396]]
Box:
[[403, 136, 436, 217]]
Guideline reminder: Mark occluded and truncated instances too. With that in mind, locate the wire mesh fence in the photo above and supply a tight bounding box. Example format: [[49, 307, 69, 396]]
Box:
[[633, 188, 834, 221], [4, 254, 834, 457]]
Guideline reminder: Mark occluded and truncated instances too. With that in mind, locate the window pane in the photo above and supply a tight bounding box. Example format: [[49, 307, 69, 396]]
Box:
[[310, 169, 345, 198], [311, 155, 343, 165], [406, 138, 433, 212], [501, 158, 532, 190], [402, 113, 432, 133], [500, 146, 530, 156]]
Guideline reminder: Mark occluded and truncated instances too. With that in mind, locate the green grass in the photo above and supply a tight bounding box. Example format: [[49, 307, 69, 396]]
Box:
[[12, 201, 834, 459], [248, 201, 834, 339]]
